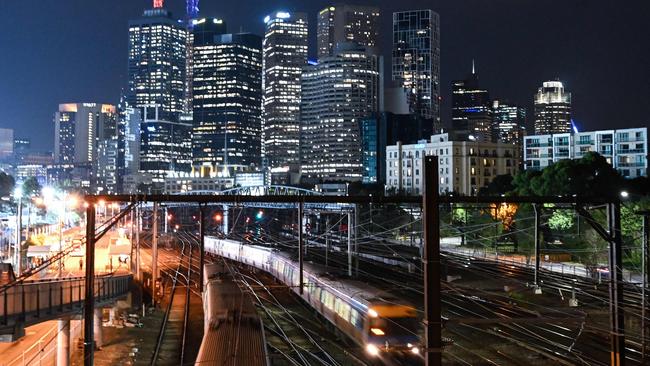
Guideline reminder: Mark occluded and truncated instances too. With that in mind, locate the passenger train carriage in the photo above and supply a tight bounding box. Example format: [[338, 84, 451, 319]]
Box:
[[205, 237, 421, 357]]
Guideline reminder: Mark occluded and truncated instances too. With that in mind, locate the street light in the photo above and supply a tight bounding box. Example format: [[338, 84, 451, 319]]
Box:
[[621, 191, 629, 199]]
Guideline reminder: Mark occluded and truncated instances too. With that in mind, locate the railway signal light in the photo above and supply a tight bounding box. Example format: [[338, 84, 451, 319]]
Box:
[[215, 213, 222, 222], [256, 210, 264, 219]]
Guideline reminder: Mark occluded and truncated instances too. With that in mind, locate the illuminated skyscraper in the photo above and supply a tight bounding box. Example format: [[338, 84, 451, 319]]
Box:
[[300, 44, 381, 182], [53, 103, 118, 192], [192, 19, 263, 176], [534, 80, 571, 135], [392, 10, 440, 129], [317, 4, 380, 59], [127, 7, 187, 123], [492, 100, 527, 146], [54, 103, 117, 165], [262, 11, 309, 178], [451, 65, 492, 142]]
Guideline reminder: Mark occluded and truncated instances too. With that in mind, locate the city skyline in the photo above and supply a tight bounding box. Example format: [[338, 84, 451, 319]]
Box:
[[2, 0, 649, 149]]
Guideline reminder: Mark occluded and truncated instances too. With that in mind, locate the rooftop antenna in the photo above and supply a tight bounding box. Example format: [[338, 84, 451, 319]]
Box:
[[472, 59, 475, 75]]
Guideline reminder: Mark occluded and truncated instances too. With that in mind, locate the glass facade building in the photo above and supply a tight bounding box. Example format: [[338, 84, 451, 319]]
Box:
[[451, 67, 492, 142], [262, 12, 309, 175], [192, 20, 263, 177], [533, 81, 571, 135], [392, 10, 440, 130], [317, 5, 380, 59], [492, 100, 527, 146], [127, 8, 188, 123]]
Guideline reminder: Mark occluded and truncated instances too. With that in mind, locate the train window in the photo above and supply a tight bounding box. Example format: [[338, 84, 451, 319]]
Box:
[[321, 290, 335, 311], [334, 299, 351, 322], [350, 308, 363, 329]]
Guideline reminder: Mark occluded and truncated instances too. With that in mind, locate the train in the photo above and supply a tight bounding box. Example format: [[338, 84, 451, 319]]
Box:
[[204, 237, 421, 358]]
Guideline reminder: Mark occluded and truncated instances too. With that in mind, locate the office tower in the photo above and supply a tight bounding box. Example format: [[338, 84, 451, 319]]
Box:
[[492, 100, 527, 146], [192, 19, 263, 176], [262, 12, 309, 178], [451, 64, 492, 142], [534, 80, 572, 135], [392, 10, 440, 130], [301, 44, 381, 182], [127, 7, 187, 123], [317, 4, 380, 59], [524, 127, 647, 178], [139, 107, 192, 187], [0, 128, 14, 161], [360, 113, 434, 184], [53, 103, 117, 165], [13, 138, 30, 164]]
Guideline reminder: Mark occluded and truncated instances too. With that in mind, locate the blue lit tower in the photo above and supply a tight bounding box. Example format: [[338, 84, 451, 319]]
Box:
[[187, 0, 199, 20]]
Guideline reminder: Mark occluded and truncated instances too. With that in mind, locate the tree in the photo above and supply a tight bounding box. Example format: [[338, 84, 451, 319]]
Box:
[[0, 172, 15, 198], [22, 177, 42, 197], [511, 152, 622, 197], [478, 174, 514, 196]]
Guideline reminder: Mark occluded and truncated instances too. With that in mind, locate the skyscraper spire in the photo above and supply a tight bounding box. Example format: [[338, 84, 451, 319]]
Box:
[[472, 59, 475, 75]]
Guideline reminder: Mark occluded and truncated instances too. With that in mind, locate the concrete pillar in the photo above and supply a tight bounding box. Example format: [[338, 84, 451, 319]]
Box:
[[109, 307, 116, 326], [93, 308, 103, 349], [57, 317, 70, 366]]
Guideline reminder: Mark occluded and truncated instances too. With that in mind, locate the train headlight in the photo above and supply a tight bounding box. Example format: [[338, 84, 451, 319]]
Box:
[[366, 344, 380, 356], [411, 347, 420, 354]]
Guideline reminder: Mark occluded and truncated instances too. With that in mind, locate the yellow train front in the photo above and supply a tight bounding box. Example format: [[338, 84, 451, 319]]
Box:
[[363, 302, 421, 358]]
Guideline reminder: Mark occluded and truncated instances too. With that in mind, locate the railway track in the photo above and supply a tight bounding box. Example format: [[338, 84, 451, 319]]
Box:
[[150, 233, 193, 366]]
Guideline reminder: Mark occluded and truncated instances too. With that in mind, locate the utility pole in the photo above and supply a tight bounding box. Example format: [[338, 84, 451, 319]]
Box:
[[325, 216, 330, 268], [199, 204, 205, 292], [14, 192, 22, 276], [423, 156, 441, 366], [83, 202, 96, 366]]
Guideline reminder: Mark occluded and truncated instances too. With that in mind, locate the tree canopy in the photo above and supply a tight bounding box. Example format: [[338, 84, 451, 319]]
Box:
[[22, 177, 42, 197], [0, 172, 15, 198]]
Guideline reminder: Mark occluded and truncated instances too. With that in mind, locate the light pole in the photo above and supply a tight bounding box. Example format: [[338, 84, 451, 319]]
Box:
[[13, 187, 23, 275]]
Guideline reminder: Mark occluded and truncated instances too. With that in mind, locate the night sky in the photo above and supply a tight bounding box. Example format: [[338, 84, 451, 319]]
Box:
[[1, 0, 649, 151]]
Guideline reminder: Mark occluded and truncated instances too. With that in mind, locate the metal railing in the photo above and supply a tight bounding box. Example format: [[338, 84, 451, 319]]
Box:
[[1, 274, 131, 327]]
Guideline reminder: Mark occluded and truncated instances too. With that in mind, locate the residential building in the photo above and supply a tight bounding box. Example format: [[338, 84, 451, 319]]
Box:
[[192, 21, 263, 177], [317, 4, 380, 59], [386, 133, 520, 196], [300, 43, 381, 182], [492, 100, 527, 146], [534, 80, 571, 135], [127, 7, 188, 123], [392, 10, 440, 129], [524, 128, 647, 178], [262, 11, 309, 180], [451, 64, 492, 142]]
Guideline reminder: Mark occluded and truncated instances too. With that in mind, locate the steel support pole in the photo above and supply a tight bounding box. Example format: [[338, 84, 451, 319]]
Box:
[[83, 203, 96, 366], [199, 204, 205, 293], [152, 202, 158, 306], [15, 198, 22, 276], [607, 202, 625, 366], [642, 215, 649, 362], [347, 211, 353, 277], [298, 201, 304, 295], [354, 204, 359, 277], [325, 216, 330, 268], [423, 156, 441, 366], [534, 204, 541, 293], [136, 205, 141, 282]]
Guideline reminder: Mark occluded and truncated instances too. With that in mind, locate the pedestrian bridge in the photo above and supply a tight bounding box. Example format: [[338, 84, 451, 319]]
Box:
[[0, 274, 131, 341]]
